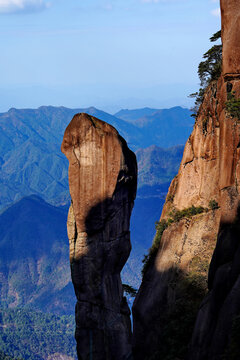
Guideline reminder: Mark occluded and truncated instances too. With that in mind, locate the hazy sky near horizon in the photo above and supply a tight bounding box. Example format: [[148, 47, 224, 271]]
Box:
[[0, 0, 221, 113]]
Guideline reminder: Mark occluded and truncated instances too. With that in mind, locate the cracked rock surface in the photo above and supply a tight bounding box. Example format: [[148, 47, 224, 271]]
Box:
[[61, 113, 137, 360], [133, 1, 240, 359]]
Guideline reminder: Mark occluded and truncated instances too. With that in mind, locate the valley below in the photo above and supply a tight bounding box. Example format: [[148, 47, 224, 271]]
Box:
[[0, 105, 193, 359]]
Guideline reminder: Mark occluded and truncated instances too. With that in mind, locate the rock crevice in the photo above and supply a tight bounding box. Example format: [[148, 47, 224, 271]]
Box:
[[62, 113, 137, 360], [132, 1, 240, 359]]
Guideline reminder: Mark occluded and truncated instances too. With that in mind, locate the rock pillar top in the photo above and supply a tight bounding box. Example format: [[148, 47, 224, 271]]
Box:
[[61, 113, 122, 234]]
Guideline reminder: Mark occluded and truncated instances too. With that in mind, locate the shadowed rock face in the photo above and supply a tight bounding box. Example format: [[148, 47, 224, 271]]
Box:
[[61, 113, 137, 360], [133, 1, 240, 359]]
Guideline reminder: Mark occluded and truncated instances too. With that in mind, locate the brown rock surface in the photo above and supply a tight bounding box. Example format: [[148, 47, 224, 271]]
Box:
[[221, 0, 240, 75], [133, 1, 240, 359], [61, 113, 137, 360]]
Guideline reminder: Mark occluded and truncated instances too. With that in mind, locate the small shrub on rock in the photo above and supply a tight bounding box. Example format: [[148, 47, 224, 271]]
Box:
[[209, 199, 219, 210], [226, 91, 240, 120]]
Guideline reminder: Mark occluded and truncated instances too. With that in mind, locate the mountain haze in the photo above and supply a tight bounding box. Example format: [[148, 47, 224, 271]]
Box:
[[116, 106, 193, 148], [136, 145, 184, 187], [0, 105, 192, 311], [0, 105, 193, 211], [0, 195, 75, 314]]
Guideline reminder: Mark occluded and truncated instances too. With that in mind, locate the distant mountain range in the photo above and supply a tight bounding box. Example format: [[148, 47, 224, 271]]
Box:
[[0, 105, 193, 211], [0, 195, 75, 314], [115, 106, 193, 147], [136, 145, 184, 187], [0, 105, 191, 313], [115, 107, 159, 122], [0, 182, 170, 312]]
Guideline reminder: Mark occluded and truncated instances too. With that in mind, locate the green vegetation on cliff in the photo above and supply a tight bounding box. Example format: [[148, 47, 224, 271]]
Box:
[[141, 219, 169, 275], [226, 91, 240, 121], [142, 205, 211, 276], [0, 307, 76, 360], [190, 30, 222, 117], [168, 205, 207, 222], [148, 259, 209, 360], [198, 30, 222, 87]]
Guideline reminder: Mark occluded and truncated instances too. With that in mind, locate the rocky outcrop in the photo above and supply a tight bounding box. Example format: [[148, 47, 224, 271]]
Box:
[[133, 1, 240, 359], [61, 113, 137, 360], [221, 0, 240, 75]]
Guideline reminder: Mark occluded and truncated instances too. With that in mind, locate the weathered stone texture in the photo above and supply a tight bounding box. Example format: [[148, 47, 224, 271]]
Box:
[[133, 1, 240, 359], [62, 113, 137, 360], [221, 0, 240, 75]]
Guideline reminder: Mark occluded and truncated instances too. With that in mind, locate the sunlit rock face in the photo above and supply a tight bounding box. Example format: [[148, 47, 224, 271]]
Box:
[[188, 2, 240, 358], [61, 113, 137, 360], [221, 0, 240, 75], [133, 1, 240, 359]]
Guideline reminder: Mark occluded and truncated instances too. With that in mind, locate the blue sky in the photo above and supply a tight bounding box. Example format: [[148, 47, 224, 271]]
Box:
[[0, 0, 220, 113]]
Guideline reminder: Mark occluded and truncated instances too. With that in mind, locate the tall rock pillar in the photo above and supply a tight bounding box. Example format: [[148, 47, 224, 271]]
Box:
[[61, 113, 137, 360]]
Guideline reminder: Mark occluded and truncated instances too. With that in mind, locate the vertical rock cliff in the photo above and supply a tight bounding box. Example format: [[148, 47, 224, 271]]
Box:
[[133, 1, 240, 359], [61, 113, 137, 360]]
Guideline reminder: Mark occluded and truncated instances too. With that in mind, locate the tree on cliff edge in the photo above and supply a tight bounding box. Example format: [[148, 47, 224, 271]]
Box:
[[190, 30, 222, 117]]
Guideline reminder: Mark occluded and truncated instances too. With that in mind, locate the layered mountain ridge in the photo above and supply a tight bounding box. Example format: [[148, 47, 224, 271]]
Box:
[[0, 141, 185, 312], [0, 195, 75, 314], [0, 105, 192, 211], [0, 105, 190, 310]]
